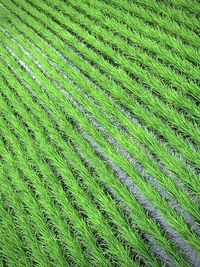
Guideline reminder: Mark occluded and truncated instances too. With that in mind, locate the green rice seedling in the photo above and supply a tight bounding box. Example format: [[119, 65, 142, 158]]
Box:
[[0, 44, 191, 264], [0, 31, 199, 211], [5, 0, 200, 146], [0, 61, 198, 266]]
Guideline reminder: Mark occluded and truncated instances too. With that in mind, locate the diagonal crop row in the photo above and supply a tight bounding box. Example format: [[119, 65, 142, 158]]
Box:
[[0, 88, 122, 267], [0, 48, 191, 267], [19, 0, 200, 113], [1, 1, 200, 266], [75, 0, 200, 66], [0, 39, 200, 266], [132, 0, 200, 31], [0, 68, 162, 267], [66, 0, 200, 79], [1, 26, 200, 226], [0, 16, 199, 201], [1, 2, 200, 177], [105, 0, 200, 47]]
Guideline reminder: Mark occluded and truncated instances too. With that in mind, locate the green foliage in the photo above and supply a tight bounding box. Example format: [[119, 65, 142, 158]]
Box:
[[0, 0, 200, 266]]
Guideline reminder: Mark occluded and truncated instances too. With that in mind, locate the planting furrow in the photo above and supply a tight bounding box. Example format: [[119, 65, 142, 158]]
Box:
[[1, 62, 192, 267]]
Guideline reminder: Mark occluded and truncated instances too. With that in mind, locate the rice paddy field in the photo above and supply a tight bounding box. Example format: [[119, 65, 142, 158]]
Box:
[[0, 0, 200, 266]]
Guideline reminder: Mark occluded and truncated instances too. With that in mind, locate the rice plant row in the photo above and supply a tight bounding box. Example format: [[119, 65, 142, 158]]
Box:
[[0, 0, 200, 266]]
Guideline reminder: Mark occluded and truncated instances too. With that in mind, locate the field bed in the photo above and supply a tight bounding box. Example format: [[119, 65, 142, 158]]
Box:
[[0, 0, 200, 266]]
